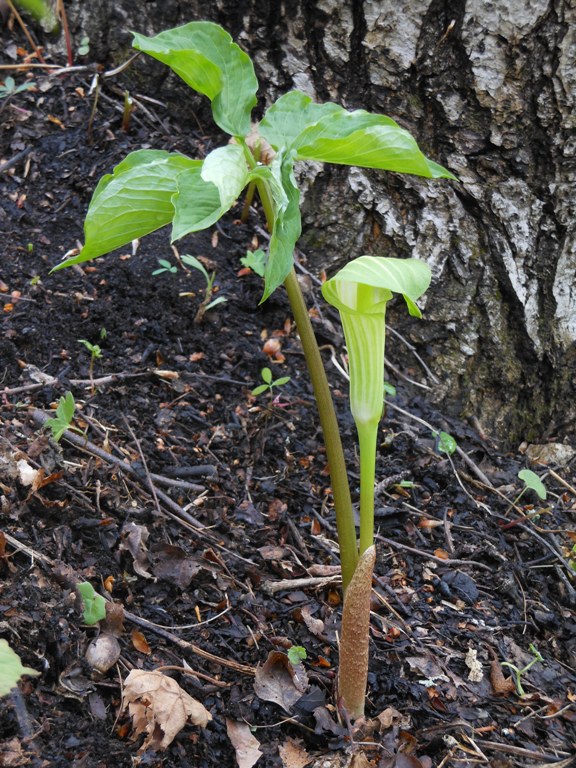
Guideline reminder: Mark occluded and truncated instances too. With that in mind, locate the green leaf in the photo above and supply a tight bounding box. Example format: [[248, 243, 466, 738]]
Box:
[[274, 376, 291, 387], [261, 367, 273, 384], [287, 646, 307, 665], [171, 149, 248, 241], [205, 296, 227, 311], [259, 90, 341, 150], [77, 582, 107, 625], [383, 381, 397, 397], [322, 256, 431, 318], [251, 384, 269, 396], [291, 107, 456, 179], [180, 254, 210, 281], [435, 431, 457, 456], [262, 151, 302, 302], [52, 150, 198, 270], [0, 639, 39, 697], [45, 391, 76, 442], [132, 22, 258, 137], [518, 469, 547, 500], [240, 249, 267, 277]]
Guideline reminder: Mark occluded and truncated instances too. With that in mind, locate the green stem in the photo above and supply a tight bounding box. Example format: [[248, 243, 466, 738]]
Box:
[[284, 269, 358, 588], [252, 168, 358, 589], [358, 422, 378, 555]]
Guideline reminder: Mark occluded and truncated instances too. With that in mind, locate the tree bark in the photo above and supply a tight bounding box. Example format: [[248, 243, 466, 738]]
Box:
[[49, 0, 576, 445]]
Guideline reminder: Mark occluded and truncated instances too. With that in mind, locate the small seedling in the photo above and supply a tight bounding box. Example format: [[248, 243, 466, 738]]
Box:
[[78, 339, 103, 392], [434, 430, 457, 456], [0, 639, 39, 697], [0, 76, 36, 100], [501, 644, 543, 696], [240, 249, 266, 277], [517, 469, 547, 501], [77, 35, 90, 57], [45, 391, 84, 442], [77, 582, 107, 625], [251, 366, 290, 397], [179, 254, 227, 323], [152, 258, 178, 276], [287, 646, 307, 666]]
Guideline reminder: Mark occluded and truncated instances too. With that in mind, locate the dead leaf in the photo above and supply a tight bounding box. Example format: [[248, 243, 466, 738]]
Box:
[[131, 630, 151, 655], [377, 706, 404, 730], [119, 522, 152, 579], [300, 605, 325, 638], [122, 669, 211, 753], [149, 543, 202, 588], [254, 651, 309, 713], [226, 719, 263, 768], [279, 736, 312, 768], [464, 648, 483, 682]]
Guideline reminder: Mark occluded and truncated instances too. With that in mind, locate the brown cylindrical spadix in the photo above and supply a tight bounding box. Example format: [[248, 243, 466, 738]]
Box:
[[337, 545, 376, 720]]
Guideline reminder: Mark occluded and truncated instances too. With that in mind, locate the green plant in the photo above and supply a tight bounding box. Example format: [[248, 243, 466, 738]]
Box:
[[11, 0, 58, 32], [77, 35, 90, 57], [179, 254, 227, 323], [152, 258, 178, 276], [0, 76, 36, 100], [0, 639, 39, 696], [45, 391, 82, 442], [501, 644, 543, 696], [77, 582, 107, 625], [78, 339, 103, 392], [241, 249, 267, 277], [434, 430, 457, 456], [287, 646, 307, 666], [51, 21, 454, 719], [517, 468, 547, 501], [251, 366, 291, 397]]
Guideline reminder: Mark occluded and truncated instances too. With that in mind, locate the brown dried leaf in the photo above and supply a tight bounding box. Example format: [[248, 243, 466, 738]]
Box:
[[254, 651, 309, 713], [225, 719, 263, 768], [131, 630, 151, 655], [300, 605, 325, 638], [149, 543, 202, 588], [278, 736, 313, 768], [119, 522, 151, 579], [122, 669, 211, 753]]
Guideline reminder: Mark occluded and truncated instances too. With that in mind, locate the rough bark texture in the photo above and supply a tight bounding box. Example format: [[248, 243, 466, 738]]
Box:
[[46, 0, 575, 445]]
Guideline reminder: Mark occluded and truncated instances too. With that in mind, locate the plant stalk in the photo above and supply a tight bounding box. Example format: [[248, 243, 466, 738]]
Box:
[[254, 174, 358, 590]]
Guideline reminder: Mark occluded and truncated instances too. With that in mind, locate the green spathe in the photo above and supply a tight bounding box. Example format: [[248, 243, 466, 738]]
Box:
[[322, 256, 431, 554]]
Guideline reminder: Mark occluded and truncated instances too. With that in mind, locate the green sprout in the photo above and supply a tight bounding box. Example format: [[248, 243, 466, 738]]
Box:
[[179, 254, 227, 323], [251, 366, 291, 397], [77, 35, 91, 57], [501, 644, 544, 696], [241, 249, 267, 277], [517, 469, 547, 501], [76, 582, 107, 625], [152, 258, 178, 275], [78, 339, 103, 393], [287, 646, 307, 666], [0, 76, 36, 101], [45, 391, 84, 442], [50, 20, 455, 721], [434, 430, 458, 456], [0, 639, 39, 697]]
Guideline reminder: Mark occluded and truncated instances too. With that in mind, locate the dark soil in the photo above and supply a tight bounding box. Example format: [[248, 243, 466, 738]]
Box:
[[1, 49, 575, 768]]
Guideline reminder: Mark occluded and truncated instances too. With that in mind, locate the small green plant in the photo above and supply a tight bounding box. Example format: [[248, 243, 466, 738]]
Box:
[[179, 254, 227, 323], [241, 249, 267, 277], [0, 76, 36, 100], [77, 35, 90, 57], [77, 582, 107, 625], [434, 430, 457, 456], [287, 646, 307, 666], [0, 639, 39, 697], [517, 468, 547, 501], [51, 21, 454, 721], [152, 258, 178, 275], [251, 366, 291, 397], [78, 339, 103, 391], [501, 644, 543, 696], [45, 391, 83, 442]]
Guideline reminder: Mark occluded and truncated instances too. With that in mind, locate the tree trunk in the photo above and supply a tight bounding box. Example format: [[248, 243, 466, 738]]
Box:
[[48, 0, 575, 445]]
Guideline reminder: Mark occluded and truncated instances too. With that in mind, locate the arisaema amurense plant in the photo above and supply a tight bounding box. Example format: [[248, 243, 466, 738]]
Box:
[[50, 21, 455, 720]]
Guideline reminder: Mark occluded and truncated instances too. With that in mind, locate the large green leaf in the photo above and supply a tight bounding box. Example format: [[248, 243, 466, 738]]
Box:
[[0, 639, 39, 697], [261, 151, 302, 302], [259, 90, 341, 150], [322, 256, 431, 317], [52, 150, 198, 270], [293, 108, 456, 179], [171, 146, 248, 240], [132, 22, 258, 137]]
